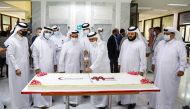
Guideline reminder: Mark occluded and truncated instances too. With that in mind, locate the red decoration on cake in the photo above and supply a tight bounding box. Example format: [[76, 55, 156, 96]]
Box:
[[140, 78, 151, 84], [128, 72, 139, 75], [30, 80, 41, 85], [37, 72, 47, 77]]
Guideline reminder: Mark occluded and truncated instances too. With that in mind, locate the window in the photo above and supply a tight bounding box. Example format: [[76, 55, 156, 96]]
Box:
[[138, 21, 143, 32], [142, 15, 174, 41], [2, 15, 11, 31], [11, 17, 19, 30], [178, 11, 190, 43], [144, 20, 152, 40], [185, 26, 190, 42], [162, 16, 174, 30], [153, 18, 161, 27], [0, 14, 19, 32], [179, 26, 185, 40]]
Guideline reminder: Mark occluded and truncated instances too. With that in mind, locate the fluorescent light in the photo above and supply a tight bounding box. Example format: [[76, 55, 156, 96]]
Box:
[[0, 7, 11, 9], [138, 7, 152, 10], [153, 9, 168, 12], [168, 4, 189, 6], [182, 23, 190, 25]]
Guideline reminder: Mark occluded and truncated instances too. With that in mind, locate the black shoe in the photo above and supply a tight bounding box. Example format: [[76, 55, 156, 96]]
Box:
[[31, 102, 33, 106], [83, 96, 89, 98], [39, 107, 48, 109], [4, 105, 7, 109], [131, 103, 136, 107], [69, 104, 78, 107], [183, 106, 190, 109], [52, 99, 55, 103], [98, 107, 106, 109], [128, 103, 136, 109], [117, 101, 122, 106], [117, 101, 129, 107]]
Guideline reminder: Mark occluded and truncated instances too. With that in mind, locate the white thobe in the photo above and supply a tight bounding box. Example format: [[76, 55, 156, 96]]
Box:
[[89, 41, 110, 108], [58, 41, 84, 104], [118, 39, 147, 105], [0, 102, 3, 109], [50, 34, 64, 64], [151, 40, 187, 109], [79, 36, 91, 51], [5, 35, 30, 109], [31, 36, 57, 108]]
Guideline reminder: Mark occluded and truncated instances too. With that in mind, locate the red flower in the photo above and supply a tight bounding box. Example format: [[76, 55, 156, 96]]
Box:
[[30, 80, 41, 85], [37, 72, 47, 77], [140, 78, 151, 84], [128, 72, 139, 75]]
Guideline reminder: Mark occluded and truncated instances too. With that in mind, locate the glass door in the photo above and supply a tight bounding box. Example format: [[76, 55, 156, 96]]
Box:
[[130, 3, 138, 26]]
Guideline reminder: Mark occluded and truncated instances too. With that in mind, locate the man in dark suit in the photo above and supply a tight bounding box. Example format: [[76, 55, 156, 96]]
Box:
[[107, 28, 120, 73], [31, 27, 42, 44], [117, 28, 126, 47]]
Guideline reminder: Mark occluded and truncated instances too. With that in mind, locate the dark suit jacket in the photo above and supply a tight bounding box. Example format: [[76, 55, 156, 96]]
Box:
[[117, 34, 123, 47], [107, 35, 119, 61]]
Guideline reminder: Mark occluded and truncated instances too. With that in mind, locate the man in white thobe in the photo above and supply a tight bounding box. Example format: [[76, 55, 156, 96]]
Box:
[[118, 26, 147, 109], [58, 30, 84, 107], [79, 23, 91, 51], [50, 25, 65, 65], [97, 28, 104, 41], [4, 22, 30, 109], [85, 32, 110, 109], [31, 27, 57, 108], [150, 27, 187, 109]]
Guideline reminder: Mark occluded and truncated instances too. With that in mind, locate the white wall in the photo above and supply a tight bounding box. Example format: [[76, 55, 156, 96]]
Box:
[[32, 0, 131, 41]]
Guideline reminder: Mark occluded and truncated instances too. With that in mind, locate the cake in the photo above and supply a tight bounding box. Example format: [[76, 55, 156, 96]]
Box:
[[27, 72, 155, 92]]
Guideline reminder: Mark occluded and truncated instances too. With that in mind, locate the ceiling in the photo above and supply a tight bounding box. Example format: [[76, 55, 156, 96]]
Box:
[[1, 0, 189, 20], [0, 1, 25, 12], [133, 0, 190, 21], [0, 1, 31, 19]]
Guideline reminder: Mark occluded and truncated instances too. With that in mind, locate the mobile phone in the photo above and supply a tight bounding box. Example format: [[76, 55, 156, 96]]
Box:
[[3, 45, 9, 48]]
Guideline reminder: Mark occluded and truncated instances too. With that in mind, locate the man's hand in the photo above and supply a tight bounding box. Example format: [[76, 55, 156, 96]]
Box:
[[177, 71, 184, 77], [35, 69, 41, 74], [85, 68, 92, 73], [146, 53, 150, 57], [84, 50, 89, 56], [54, 65, 57, 72], [139, 72, 144, 76], [84, 60, 89, 65], [151, 65, 155, 72], [16, 69, 21, 76], [0, 48, 6, 54]]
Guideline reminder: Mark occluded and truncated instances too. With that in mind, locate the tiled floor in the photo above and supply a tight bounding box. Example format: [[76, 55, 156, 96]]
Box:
[[0, 66, 190, 109]]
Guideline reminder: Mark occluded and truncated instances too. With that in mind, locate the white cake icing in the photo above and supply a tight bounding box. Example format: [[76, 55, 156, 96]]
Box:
[[27, 73, 155, 91]]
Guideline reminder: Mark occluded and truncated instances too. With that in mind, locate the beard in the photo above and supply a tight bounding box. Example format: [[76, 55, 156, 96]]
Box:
[[128, 36, 136, 41]]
